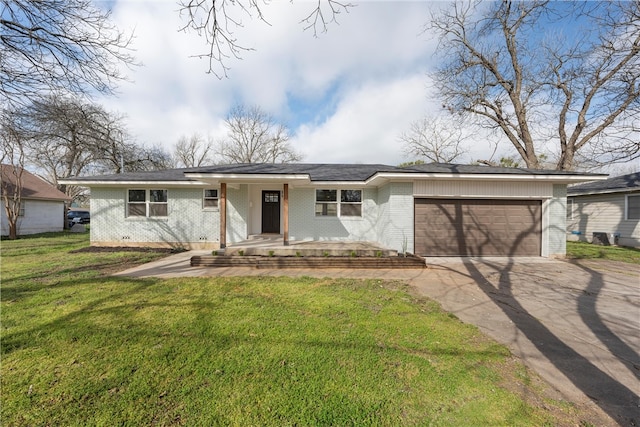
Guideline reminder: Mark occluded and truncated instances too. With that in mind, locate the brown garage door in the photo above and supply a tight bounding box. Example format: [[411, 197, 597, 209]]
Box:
[[415, 199, 542, 256]]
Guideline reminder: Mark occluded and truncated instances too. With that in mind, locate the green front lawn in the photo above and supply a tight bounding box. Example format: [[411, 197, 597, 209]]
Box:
[[567, 240, 640, 264], [2, 233, 581, 425]]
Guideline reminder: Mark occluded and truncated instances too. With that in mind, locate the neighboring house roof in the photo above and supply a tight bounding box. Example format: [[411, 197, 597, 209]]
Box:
[[1, 165, 70, 201], [59, 163, 606, 186], [568, 172, 640, 196]]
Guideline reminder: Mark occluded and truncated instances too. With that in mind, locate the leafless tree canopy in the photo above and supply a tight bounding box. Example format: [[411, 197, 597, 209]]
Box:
[[173, 134, 217, 167], [430, 1, 639, 170], [6, 96, 169, 199], [178, 0, 352, 77], [219, 105, 302, 164], [0, 0, 136, 108], [399, 115, 468, 163]]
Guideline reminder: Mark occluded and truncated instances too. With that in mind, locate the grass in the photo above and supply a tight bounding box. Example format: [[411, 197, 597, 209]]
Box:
[[566, 241, 640, 264], [1, 233, 582, 426]]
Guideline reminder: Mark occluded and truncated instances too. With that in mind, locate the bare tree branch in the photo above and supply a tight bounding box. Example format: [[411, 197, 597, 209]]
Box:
[[399, 115, 468, 163], [178, 0, 353, 78], [219, 105, 302, 164], [430, 1, 639, 170], [0, 0, 137, 108], [173, 133, 217, 167]]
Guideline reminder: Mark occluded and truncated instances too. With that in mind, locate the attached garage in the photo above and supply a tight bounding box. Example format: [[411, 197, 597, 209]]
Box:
[[414, 198, 542, 256]]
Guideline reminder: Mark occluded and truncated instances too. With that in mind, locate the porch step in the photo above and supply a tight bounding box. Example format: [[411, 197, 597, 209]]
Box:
[[224, 247, 398, 257], [190, 255, 426, 269]]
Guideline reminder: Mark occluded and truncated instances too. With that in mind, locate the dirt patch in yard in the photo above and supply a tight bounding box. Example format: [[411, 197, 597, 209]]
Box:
[[70, 246, 184, 254]]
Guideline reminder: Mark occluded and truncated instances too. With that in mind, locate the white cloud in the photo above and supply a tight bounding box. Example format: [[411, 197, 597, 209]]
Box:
[[292, 74, 429, 164], [99, 1, 458, 163]]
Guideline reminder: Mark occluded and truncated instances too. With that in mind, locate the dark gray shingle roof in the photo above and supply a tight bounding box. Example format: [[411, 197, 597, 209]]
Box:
[[404, 163, 590, 175], [568, 172, 640, 195], [63, 162, 602, 183], [189, 163, 402, 181]]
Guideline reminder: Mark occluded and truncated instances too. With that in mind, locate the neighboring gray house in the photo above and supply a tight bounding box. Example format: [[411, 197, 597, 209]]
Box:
[[567, 172, 640, 248], [60, 163, 604, 257], [1, 165, 71, 236]]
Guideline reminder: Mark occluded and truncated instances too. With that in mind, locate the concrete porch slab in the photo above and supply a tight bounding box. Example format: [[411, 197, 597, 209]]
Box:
[[224, 237, 399, 257]]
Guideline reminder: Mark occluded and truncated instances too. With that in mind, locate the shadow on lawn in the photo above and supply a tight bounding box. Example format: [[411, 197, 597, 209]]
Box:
[[460, 259, 639, 426], [1, 277, 158, 355]]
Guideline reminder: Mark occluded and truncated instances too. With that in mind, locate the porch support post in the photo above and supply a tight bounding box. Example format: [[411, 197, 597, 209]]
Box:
[[220, 182, 227, 249], [283, 183, 289, 246]]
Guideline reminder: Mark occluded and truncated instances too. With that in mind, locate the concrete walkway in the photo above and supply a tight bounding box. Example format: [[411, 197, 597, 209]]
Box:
[[114, 253, 639, 426]]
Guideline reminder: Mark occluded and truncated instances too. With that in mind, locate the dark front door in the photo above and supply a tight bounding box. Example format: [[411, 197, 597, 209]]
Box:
[[262, 191, 281, 234]]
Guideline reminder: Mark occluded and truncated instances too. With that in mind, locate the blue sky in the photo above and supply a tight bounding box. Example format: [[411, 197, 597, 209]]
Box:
[[98, 1, 492, 165]]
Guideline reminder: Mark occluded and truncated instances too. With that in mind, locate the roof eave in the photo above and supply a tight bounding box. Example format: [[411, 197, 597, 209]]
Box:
[[58, 179, 210, 187], [568, 187, 640, 197], [366, 172, 607, 186], [183, 173, 312, 185]]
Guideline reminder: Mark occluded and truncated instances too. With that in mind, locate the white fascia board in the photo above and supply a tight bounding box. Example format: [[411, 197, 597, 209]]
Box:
[[183, 173, 311, 185], [303, 181, 368, 188], [366, 172, 608, 186], [569, 187, 640, 197], [58, 180, 210, 187]]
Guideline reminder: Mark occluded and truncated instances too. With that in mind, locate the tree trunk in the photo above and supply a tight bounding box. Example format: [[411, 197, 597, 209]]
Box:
[[8, 222, 17, 240]]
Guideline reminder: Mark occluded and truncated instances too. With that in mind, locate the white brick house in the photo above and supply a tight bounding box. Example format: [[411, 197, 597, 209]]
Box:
[[60, 163, 604, 257]]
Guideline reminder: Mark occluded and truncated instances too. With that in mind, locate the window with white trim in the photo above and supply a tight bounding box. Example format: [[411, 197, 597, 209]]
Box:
[[315, 189, 337, 216], [340, 189, 362, 217], [315, 189, 362, 217], [203, 189, 218, 209], [566, 198, 574, 221], [627, 194, 640, 220], [127, 189, 168, 217]]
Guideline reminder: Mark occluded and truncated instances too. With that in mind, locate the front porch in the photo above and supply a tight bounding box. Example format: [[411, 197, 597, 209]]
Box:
[[191, 236, 426, 269], [223, 235, 399, 257]]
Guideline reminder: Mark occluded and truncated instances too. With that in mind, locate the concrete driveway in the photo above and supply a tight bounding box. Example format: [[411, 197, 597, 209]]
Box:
[[413, 258, 639, 427], [115, 255, 639, 426]]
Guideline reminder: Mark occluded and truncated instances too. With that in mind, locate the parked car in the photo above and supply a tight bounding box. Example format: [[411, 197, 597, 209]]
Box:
[[67, 210, 90, 227]]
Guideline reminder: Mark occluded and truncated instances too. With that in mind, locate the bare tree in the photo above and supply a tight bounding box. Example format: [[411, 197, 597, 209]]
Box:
[[0, 0, 136, 108], [430, 1, 639, 170], [399, 115, 468, 163], [18, 95, 169, 199], [178, 0, 353, 77], [25, 96, 113, 198], [219, 105, 302, 164], [173, 133, 217, 167], [0, 113, 28, 239]]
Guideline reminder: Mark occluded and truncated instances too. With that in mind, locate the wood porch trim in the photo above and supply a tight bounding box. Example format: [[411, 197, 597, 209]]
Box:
[[220, 182, 226, 248], [283, 183, 289, 246]]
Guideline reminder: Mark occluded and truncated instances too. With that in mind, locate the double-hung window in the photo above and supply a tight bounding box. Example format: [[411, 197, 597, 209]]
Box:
[[203, 189, 218, 209], [340, 189, 362, 217], [315, 189, 362, 217], [127, 189, 168, 217], [627, 195, 640, 220], [315, 189, 338, 216]]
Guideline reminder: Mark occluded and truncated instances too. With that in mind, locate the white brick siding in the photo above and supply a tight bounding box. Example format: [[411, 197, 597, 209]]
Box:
[[227, 185, 249, 243], [547, 184, 567, 256], [87, 180, 572, 256], [288, 187, 380, 243], [91, 187, 220, 249], [377, 182, 414, 253]]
